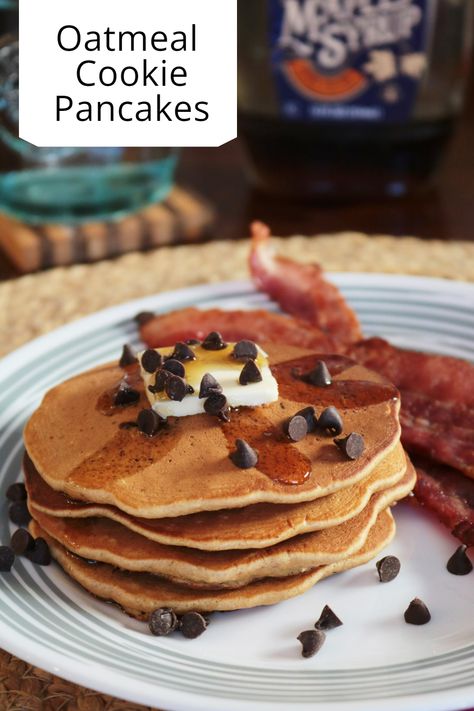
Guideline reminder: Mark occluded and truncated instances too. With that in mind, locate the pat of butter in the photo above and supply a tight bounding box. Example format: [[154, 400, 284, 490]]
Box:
[[139, 343, 279, 418]]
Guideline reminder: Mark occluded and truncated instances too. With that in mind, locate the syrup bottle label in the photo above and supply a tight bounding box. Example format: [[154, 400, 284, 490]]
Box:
[[269, 0, 429, 123]]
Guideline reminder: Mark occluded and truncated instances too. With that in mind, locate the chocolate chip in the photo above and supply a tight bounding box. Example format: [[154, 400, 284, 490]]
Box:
[[199, 373, 222, 399], [180, 611, 209, 638], [230, 439, 258, 469], [26, 538, 51, 566], [447, 545, 473, 575], [0, 546, 14, 572], [6, 482, 27, 502], [302, 361, 332, 387], [148, 369, 169, 394], [141, 349, 162, 373], [297, 629, 326, 658], [9, 501, 31, 526], [204, 392, 228, 417], [137, 408, 164, 436], [165, 375, 188, 402], [134, 311, 155, 326], [201, 331, 227, 351], [376, 555, 401, 582], [118, 344, 137, 368], [334, 433, 365, 460], [149, 607, 179, 636], [295, 407, 318, 433], [285, 415, 308, 442], [185, 338, 201, 346], [315, 605, 343, 631], [10, 528, 35, 556], [171, 342, 196, 362], [404, 598, 431, 625], [232, 340, 258, 361], [163, 359, 186, 378], [239, 360, 262, 385], [114, 382, 140, 407], [317, 406, 343, 436]]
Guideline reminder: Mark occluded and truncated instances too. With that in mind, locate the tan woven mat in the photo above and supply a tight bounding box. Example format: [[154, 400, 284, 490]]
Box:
[[1, 232, 474, 711]]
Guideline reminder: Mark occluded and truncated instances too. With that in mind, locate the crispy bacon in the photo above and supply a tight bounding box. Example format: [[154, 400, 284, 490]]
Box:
[[248, 221, 362, 346], [139, 307, 339, 352]]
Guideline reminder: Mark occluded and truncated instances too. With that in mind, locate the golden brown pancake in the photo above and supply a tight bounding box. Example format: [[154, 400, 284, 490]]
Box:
[[30, 508, 395, 615], [25, 444, 407, 550], [24, 344, 401, 518], [28, 463, 414, 588]]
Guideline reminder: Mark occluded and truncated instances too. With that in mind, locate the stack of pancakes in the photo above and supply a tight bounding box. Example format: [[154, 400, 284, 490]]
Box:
[[23, 344, 414, 619]]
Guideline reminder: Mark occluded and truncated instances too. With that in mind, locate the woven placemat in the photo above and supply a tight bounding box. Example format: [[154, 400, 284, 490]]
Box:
[[1, 232, 474, 710]]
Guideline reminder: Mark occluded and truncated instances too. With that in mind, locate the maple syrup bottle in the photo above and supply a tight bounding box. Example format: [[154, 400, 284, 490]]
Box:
[[238, 1, 473, 199]]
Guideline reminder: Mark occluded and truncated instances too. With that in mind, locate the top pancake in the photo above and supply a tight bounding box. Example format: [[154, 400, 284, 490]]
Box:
[[24, 344, 400, 518]]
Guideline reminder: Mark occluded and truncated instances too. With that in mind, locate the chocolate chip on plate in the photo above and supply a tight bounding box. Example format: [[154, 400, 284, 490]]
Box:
[[180, 611, 209, 639], [134, 311, 155, 326], [137, 408, 164, 436], [199, 373, 222, 399], [171, 342, 196, 362], [404, 598, 431, 625], [118, 344, 137, 368], [9, 501, 31, 526], [297, 629, 326, 658], [10, 528, 35, 556], [376, 555, 401, 582], [0, 546, 14, 572], [447, 545, 473, 575], [230, 439, 258, 469], [149, 607, 179, 636], [6, 482, 27, 502], [201, 331, 227, 351], [285, 415, 308, 442], [204, 392, 228, 417], [239, 360, 262, 386], [315, 605, 343, 631], [317, 406, 343, 436], [232, 340, 258, 361], [334, 432, 365, 460], [26, 538, 51, 566], [163, 359, 186, 378], [165, 375, 188, 402], [302, 360, 332, 387], [141, 349, 162, 373], [114, 382, 140, 407], [294, 406, 318, 433]]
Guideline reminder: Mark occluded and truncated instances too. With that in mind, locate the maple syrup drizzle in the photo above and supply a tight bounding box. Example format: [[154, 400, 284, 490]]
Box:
[[96, 362, 143, 415]]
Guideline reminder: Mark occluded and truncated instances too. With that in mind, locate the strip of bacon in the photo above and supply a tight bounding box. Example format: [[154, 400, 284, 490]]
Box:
[[139, 307, 340, 352], [248, 221, 362, 346], [401, 416, 474, 478]]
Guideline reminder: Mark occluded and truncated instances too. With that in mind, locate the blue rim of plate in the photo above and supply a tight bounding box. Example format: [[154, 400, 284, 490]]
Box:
[[0, 275, 474, 711]]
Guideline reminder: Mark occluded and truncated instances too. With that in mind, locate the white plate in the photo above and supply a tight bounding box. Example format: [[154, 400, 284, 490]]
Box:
[[1, 275, 474, 711]]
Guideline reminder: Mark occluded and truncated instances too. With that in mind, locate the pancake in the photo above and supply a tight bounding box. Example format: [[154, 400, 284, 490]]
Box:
[[30, 508, 395, 615], [25, 444, 407, 550], [28, 464, 414, 588], [24, 345, 401, 518]]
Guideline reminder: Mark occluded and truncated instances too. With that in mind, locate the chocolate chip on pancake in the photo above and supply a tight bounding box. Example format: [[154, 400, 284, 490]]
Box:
[[404, 598, 431, 625], [9, 501, 31, 526], [114, 382, 140, 407], [239, 360, 262, 385], [6, 482, 27, 502], [0, 546, 14, 572], [185, 338, 201, 346], [137, 408, 164, 436], [180, 611, 209, 638], [199, 373, 222, 399], [447, 545, 473, 575], [376, 555, 401, 582], [230, 439, 258, 469], [317, 406, 343, 436], [118, 344, 137, 368], [134, 311, 155, 326], [297, 629, 326, 658], [165, 375, 188, 402], [232, 340, 258, 361], [171, 342, 196, 362], [26, 537, 51, 566], [294, 406, 318, 433], [315, 605, 343, 631], [149, 607, 179, 636], [204, 392, 228, 417], [302, 360, 332, 387], [334, 433, 365, 460], [141, 349, 162, 373], [285, 415, 308, 442], [148, 369, 169, 394], [201, 331, 227, 350], [10, 528, 35, 556], [163, 359, 186, 378]]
